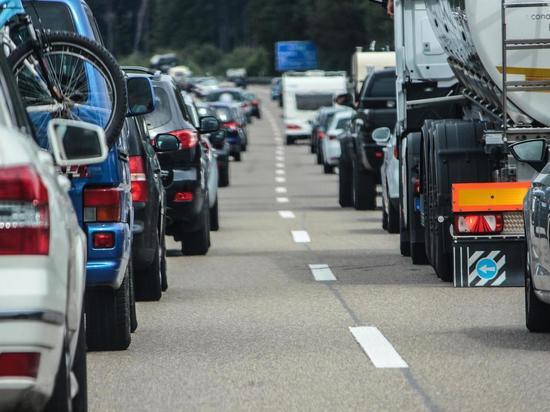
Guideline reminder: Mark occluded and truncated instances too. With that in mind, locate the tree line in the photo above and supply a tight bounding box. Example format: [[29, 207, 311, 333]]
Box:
[[87, 0, 393, 75]]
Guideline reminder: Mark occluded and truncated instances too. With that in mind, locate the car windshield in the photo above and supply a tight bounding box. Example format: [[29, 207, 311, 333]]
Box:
[[145, 87, 173, 129], [206, 90, 243, 102], [296, 94, 334, 111]]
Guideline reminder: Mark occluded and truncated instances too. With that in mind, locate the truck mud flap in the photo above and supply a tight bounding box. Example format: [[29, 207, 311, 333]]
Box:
[[453, 238, 525, 287]]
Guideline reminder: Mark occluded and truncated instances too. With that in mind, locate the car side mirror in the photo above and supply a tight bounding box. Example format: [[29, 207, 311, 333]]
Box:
[[47, 119, 108, 166], [335, 93, 355, 108], [372, 127, 392, 145], [510, 139, 548, 172], [154, 134, 180, 152], [126, 77, 155, 117], [199, 116, 220, 134]]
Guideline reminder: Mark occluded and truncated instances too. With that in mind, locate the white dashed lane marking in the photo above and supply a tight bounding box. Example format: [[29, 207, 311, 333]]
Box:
[[278, 210, 295, 219], [275, 177, 286, 183], [276, 169, 285, 175], [308, 264, 336, 281], [276, 197, 289, 203], [291, 230, 311, 243], [349, 327, 408, 369], [275, 187, 287, 194]]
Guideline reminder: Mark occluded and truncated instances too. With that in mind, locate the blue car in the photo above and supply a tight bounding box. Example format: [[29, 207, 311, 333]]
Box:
[[24, 0, 143, 350]]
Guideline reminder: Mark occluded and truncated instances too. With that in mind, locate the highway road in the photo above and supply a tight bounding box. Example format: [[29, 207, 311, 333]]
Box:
[[88, 88, 550, 411]]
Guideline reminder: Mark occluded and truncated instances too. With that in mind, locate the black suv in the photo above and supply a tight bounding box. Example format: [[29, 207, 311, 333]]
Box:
[[139, 70, 219, 255], [127, 108, 167, 300], [340, 69, 397, 210]]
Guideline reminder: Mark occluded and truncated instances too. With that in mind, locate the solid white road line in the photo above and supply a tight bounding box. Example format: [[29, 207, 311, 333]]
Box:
[[309, 264, 336, 281], [276, 169, 285, 175], [275, 177, 286, 183], [291, 230, 311, 243], [278, 210, 295, 219], [275, 187, 287, 194], [349, 327, 408, 369], [276, 197, 289, 203]]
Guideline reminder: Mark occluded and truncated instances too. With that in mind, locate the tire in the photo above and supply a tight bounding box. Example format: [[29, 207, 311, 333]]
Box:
[[210, 196, 220, 231], [45, 339, 71, 412], [219, 163, 230, 187], [323, 163, 334, 174], [399, 143, 410, 257], [400, 232, 411, 257], [526, 250, 550, 332], [86, 265, 131, 351], [234, 151, 242, 162], [9, 31, 127, 148], [182, 202, 210, 256], [387, 199, 399, 234], [129, 261, 138, 333], [316, 146, 324, 165], [382, 206, 388, 231], [241, 143, 248, 152], [353, 157, 376, 211], [411, 242, 429, 265], [310, 141, 315, 153], [134, 229, 162, 302], [71, 310, 87, 412], [160, 230, 168, 292], [286, 136, 294, 145], [339, 159, 354, 207]]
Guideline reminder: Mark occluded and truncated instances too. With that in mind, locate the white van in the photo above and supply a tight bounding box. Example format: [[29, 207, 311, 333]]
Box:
[[282, 71, 347, 144]]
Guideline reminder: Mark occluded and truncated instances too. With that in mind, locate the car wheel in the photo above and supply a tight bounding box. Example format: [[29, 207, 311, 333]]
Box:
[[339, 159, 353, 207], [160, 230, 168, 292], [71, 310, 87, 412], [526, 250, 550, 332], [241, 143, 247, 152], [410, 242, 429, 265], [219, 163, 230, 187], [286, 136, 294, 145], [44, 339, 71, 412], [182, 202, 210, 256], [353, 157, 376, 210], [135, 228, 162, 302], [129, 261, 138, 332], [86, 265, 131, 351], [323, 163, 334, 174], [387, 199, 399, 234], [234, 151, 242, 162], [382, 205, 388, 231], [210, 196, 220, 231], [316, 146, 323, 165], [310, 141, 315, 153]]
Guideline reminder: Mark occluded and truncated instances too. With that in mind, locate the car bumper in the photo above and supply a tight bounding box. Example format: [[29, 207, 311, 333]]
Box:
[[324, 140, 341, 165], [86, 222, 130, 289], [164, 168, 206, 233], [0, 319, 64, 411]]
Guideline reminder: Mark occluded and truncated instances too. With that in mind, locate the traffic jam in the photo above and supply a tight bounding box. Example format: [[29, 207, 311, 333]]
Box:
[[2, 0, 550, 411]]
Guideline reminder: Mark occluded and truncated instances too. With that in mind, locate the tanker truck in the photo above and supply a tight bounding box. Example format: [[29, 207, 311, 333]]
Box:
[[373, 0, 549, 287]]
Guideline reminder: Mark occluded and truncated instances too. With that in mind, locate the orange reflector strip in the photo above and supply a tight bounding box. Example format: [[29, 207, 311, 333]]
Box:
[[452, 182, 531, 213]]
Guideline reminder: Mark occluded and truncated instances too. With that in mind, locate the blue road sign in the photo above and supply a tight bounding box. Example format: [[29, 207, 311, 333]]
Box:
[[276, 41, 318, 72], [476, 257, 498, 280]]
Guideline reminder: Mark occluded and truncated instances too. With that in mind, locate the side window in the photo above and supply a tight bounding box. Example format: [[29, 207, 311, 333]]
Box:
[[185, 98, 200, 129], [174, 89, 195, 127]]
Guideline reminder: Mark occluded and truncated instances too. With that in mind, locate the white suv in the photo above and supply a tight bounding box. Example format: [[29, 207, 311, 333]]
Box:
[[0, 53, 107, 411]]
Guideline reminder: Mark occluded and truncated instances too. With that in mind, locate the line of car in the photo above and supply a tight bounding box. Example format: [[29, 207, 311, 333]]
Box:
[[0, 1, 261, 410]]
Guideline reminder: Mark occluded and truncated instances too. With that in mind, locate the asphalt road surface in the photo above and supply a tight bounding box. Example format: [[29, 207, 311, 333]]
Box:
[[88, 87, 550, 411]]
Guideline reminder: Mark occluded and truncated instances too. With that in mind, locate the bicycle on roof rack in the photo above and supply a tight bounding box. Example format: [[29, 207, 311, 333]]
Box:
[[0, 0, 127, 146]]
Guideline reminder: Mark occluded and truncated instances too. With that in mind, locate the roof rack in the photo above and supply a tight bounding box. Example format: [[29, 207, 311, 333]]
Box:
[[121, 66, 161, 77]]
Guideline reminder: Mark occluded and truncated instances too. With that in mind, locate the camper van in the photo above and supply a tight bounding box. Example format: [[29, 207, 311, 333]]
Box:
[[282, 71, 347, 145], [351, 49, 396, 95]]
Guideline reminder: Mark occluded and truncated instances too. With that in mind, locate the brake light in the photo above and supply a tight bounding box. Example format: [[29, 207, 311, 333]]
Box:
[[129, 156, 148, 203], [286, 124, 301, 130], [252, 99, 259, 105], [0, 353, 40, 378], [174, 192, 194, 202], [223, 121, 239, 131], [318, 131, 325, 140], [84, 187, 122, 222], [413, 177, 421, 194], [93, 232, 115, 249], [328, 134, 337, 140], [375, 151, 384, 159], [393, 145, 399, 159], [0, 166, 49, 255], [454, 213, 504, 234], [169, 130, 198, 149]]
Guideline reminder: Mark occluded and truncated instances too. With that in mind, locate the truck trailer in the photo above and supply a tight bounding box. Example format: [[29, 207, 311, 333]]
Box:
[[374, 0, 549, 288]]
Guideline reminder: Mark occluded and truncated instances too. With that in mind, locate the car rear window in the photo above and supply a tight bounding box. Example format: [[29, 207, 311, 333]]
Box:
[[335, 117, 350, 129], [25, 2, 75, 32], [213, 107, 234, 122], [206, 91, 244, 102], [364, 76, 396, 99], [296, 94, 334, 111], [145, 87, 172, 129]]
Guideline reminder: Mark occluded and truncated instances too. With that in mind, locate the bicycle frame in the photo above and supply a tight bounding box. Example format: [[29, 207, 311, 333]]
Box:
[[0, 1, 25, 28]]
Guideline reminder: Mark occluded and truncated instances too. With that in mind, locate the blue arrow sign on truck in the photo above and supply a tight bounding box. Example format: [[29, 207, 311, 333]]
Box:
[[276, 41, 318, 72]]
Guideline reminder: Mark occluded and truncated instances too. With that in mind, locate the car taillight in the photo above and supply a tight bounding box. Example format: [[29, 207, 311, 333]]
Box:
[[375, 151, 384, 159], [84, 187, 122, 222], [223, 121, 239, 131], [0, 166, 49, 255], [318, 131, 325, 140], [328, 134, 337, 140], [454, 213, 504, 235], [0, 353, 40, 378], [413, 177, 421, 194], [252, 99, 259, 105], [170, 130, 198, 149], [129, 156, 148, 203], [174, 192, 194, 202], [93, 232, 115, 249], [393, 145, 399, 159], [286, 124, 301, 130]]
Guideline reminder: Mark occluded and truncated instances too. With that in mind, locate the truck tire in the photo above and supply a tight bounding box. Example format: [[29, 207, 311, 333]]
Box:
[[353, 157, 376, 210], [406, 132, 428, 265], [86, 264, 131, 351], [182, 201, 210, 256], [526, 250, 550, 332], [423, 120, 492, 281], [339, 158, 354, 207], [399, 142, 411, 257], [135, 229, 162, 302]]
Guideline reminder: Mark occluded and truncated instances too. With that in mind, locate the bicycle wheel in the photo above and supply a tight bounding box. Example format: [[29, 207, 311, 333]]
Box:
[[8, 31, 127, 147]]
